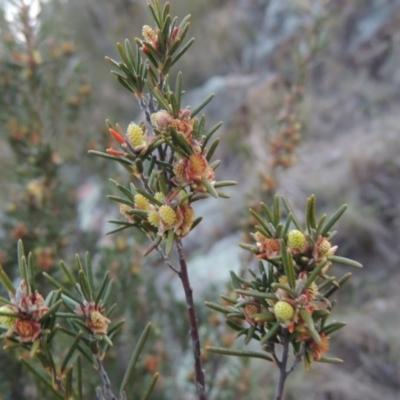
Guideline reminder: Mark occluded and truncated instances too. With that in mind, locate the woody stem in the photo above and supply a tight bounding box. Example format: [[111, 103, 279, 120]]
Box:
[[176, 239, 207, 400]]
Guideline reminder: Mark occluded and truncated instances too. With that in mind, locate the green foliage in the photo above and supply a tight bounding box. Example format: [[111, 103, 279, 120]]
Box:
[[207, 195, 362, 392]]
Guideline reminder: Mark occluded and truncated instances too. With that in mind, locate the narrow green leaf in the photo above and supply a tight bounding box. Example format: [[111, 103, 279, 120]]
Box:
[[107, 320, 125, 338], [165, 230, 175, 256], [106, 225, 132, 235], [95, 272, 110, 306], [204, 301, 233, 314], [169, 91, 179, 118], [303, 258, 329, 290], [201, 179, 219, 198], [273, 195, 280, 225], [315, 213, 327, 239], [214, 180, 237, 188], [147, 83, 171, 112], [161, 55, 173, 76], [120, 322, 152, 393], [107, 195, 135, 208], [190, 216, 203, 231], [299, 310, 321, 345], [147, 3, 161, 29], [245, 324, 257, 345], [271, 283, 295, 297], [327, 255, 362, 268], [252, 312, 276, 323], [65, 366, 73, 398], [0, 264, 15, 294], [306, 194, 317, 232], [226, 319, 246, 332], [323, 272, 352, 298], [317, 356, 343, 364], [249, 209, 272, 237], [206, 346, 273, 362], [77, 356, 83, 400], [169, 127, 193, 155], [124, 39, 136, 70], [17, 240, 26, 282], [40, 299, 63, 322], [117, 42, 133, 69], [201, 121, 223, 152], [78, 270, 92, 301], [20, 358, 64, 399], [282, 213, 293, 237], [235, 289, 277, 300], [230, 271, 241, 290], [85, 252, 94, 295], [88, 150, 132, 166], [116, 75, 135, 93], [260, 321, 280, 345], [175, 71, 183, 110], [60, 261, 76, 286], [140, 373, 159, 400], [171, 37, 195, 67], [321, 321, 346, 335], [320, 204, 347, 236], [281, 242, 296, 289], [190, 93, 215, 118], [110, 179, 136, 203], [103, 280, 114, 306], [280, 196, 303, 231]]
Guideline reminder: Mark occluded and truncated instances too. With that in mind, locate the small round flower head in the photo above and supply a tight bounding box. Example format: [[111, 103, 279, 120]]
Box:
[[244, 303, 259, 319], [120, 204, 134, 222], [159, 205, 177, 229], [126, 123, 145, 148], [134, 194, 151, 211], [154, 192, 165, 203], [150, 110, 172, 131], [148, 210, 160, 228], [188, 153, 209, 180], [142, 25, 157, 42], [182, 206, 195, 230], [274, 301, 294, 321], [14, 319, 42, 343], [173, 160, 186, 181], [262, 238, 280, 258], [0, 305, 16, 327], [311, 333, 330, 361], [287, 230, 306, 250], [90, 310, 110, 335], [318, 238, 332, 257], [307, 281, 319, 301]]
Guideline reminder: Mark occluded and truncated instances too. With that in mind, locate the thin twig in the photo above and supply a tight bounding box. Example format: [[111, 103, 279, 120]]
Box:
[[274, 328, 290, 400], [156, 246, 181, 275], [96, 354, 118, 400], [176, 239, 207, 400]]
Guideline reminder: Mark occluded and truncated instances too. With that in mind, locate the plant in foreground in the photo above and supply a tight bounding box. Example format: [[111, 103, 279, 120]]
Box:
[[206, 195, 362, 400], [90, 1, 235, 399]]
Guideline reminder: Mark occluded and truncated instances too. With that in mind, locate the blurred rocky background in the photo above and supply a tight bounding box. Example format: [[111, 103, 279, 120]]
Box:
[[1, 0, 400, 399]]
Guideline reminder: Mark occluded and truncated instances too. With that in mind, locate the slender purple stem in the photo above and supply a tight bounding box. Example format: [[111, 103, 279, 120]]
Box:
[[176, 239, 207, 400]]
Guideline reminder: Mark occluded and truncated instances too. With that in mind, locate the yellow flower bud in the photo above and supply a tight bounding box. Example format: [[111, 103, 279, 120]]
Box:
[[274, 301, 294, 321], [318, 239, 331, 257], [134, 194, 151, 211], [142, 25, 157, 42], [159, 205, 177, 229], [126, 123, 145, 148], [0, 305, 16, 327], [287, 230, 306, 250], [154, 192, 165, 203], [148, 210, 160, 227]]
